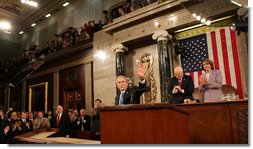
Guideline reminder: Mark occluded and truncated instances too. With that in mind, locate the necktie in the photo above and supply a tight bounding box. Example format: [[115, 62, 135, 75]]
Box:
[[81, 117, 84, 131], [56, 114, 60, 126], [119, 93, 124, 105], [178, 79, 182, 87]]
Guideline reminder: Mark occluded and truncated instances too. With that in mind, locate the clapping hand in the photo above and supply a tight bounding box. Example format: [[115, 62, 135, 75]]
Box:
[[91, 107, 96, 115], [173, 85, 179, 94], [4, 126, 10, 135], [199, 76, 208, 85]]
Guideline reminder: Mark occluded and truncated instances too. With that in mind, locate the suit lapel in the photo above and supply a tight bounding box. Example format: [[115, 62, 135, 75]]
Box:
[[181, 75, 186, 88], [124, 88, 129, 104]]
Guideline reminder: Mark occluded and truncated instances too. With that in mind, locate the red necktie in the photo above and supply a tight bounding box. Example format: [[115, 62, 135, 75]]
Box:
[[56, 114, 60, 126]]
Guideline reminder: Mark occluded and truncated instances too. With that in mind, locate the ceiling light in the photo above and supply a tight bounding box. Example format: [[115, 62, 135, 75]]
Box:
[[19, 31, 24, 34], [205, 20, 211, 25], [31, 23, 36, 27], [200, 18, 206, 23], [154, 22, 160, 27], [196, 16, 201, 21], [45, 14, 51, 18], [0, 21, 11, 30], [95, 50, 107, 60], [20, 0, 38, 7], [192, 13, 197, 18], [63, 2, 70, 7]]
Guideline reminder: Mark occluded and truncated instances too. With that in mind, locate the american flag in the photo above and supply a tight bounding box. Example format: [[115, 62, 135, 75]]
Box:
[[179, 27, 244, 99]]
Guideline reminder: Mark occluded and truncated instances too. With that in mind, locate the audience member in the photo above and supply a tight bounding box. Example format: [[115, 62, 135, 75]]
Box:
[[91, 99, 102, 135], [75, 109, 91, 131], [33, 111, 50, 130], [4, 111, 24, 143], [52, 105, 70, 137]]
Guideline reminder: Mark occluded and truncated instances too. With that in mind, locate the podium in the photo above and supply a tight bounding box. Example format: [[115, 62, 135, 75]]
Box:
[[100, 103, 189, 144]]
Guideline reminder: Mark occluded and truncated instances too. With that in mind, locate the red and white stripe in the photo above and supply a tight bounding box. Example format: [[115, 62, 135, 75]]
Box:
[[185, 28, 244, 99]]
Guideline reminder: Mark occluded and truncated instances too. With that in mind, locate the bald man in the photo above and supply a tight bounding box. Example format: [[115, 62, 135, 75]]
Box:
[[168, 66, 194, 104]]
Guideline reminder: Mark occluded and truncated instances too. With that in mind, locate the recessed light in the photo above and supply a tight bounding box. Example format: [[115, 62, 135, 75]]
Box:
[[19, 31, 24, 34], [45, 14, 51, 18], [196, 16, 201, 21], [205, 20, 211, 25], [154, 22, 160, 27], [31, 23, 36, 27], [63, 2, 69, 7], [200, 18, 206, 23]]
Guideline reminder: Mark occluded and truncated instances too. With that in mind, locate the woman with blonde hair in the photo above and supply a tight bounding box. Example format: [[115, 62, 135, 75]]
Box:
[[199, 58, 223, 102]]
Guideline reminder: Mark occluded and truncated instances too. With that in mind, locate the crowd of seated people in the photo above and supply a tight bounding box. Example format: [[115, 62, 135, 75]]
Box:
[[0, 104, 101, 144], [0, 20, 104, 74], [112, 0, 158, 19]]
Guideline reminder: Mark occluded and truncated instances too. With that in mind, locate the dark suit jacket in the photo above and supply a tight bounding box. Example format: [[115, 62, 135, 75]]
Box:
[[168, 75, 194, 104], [75, 115, 91, 131], [0, 118, 6, 143], [52, 112, 70, 137], [115, 81, 151, 105]]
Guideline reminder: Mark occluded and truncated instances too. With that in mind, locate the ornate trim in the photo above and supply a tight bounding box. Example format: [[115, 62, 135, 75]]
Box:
[[139, 53, 157, 103], [237, 109, 248, 144], [152, 30, 172, 41], [112, 44, 128, 52]]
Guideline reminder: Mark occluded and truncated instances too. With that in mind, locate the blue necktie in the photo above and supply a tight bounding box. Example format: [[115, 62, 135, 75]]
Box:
[[119, 93, 124, 105]]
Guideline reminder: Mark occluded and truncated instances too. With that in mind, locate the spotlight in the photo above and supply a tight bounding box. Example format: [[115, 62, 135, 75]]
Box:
[[31, 23, 36, 27], [0, 21, 11, 30], [200, 18, 206, 23], [154, 22, 160, 27], [63, 2, 69, 7], [196, 16, 201, 21], [205, 20, 211, 25], [45, 14, 51, 18]]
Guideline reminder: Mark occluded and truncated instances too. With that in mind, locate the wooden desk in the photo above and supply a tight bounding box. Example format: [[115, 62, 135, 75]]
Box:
[[100, 103, 189, 144], [177, 100, 248, 144], [14, 128, 101, 144]]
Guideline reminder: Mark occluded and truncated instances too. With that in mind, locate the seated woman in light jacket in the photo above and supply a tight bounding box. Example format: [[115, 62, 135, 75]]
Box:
[[199, 58, 223, 102]]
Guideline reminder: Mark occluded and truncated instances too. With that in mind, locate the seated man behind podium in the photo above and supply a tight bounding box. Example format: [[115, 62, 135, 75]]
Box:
[[115, 64, 151, 105], [168, 66, 194, 104], [33, 111, 50, 130]]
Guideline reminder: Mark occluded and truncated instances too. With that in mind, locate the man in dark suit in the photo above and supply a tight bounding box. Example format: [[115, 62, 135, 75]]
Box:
[[115, 64, 151, 105], [52, 105, 70, 137], [168, 66, 194, 104], [20, 112, 32, 133], [74, 109, 91, 131]]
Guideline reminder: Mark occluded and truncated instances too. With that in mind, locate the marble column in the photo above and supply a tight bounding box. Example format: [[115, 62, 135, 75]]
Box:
[[152, 30, 172, 103], [112, 44, 128, 76]]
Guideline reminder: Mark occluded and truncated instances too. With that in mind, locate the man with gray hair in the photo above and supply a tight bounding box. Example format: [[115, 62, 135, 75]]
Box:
[[168, 66, 194, 104], [52, 105, 70, 137], [115, 64, 151, 105]]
